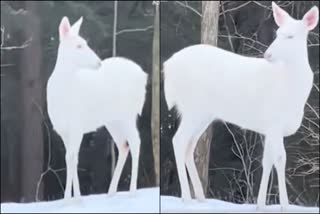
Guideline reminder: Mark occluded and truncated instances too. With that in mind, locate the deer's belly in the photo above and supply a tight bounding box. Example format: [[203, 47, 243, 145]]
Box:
[[214, 97, 305, 136], [282, 110, 304, 137], [68, 102, 134, 134]]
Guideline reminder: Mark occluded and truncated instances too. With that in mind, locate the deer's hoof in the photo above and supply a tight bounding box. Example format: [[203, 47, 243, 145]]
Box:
[[196, 195, 206, 203], [181, 195, 192, 203], [107, 191, 116, 198], [128, 190, 137, 198]]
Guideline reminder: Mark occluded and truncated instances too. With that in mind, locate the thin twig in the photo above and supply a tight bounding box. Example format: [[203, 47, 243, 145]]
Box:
[[1, 38, 32, 51], [116, 25, 154, 36], [175, 1, 202, 17]]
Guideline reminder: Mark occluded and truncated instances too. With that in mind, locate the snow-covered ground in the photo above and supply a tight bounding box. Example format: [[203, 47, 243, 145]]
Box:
[[1, 188, 159, 213], [2, 188, 319, 213], [161, 195, 320, 213]]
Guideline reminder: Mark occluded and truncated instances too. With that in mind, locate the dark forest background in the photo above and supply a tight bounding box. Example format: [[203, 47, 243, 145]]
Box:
[[160, 0, 319, 207], [1, 1, 155, 202]]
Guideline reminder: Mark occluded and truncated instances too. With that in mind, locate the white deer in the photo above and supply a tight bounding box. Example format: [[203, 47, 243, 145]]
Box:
[[47, 16, 147, 200], [163, 2, 318, 211]]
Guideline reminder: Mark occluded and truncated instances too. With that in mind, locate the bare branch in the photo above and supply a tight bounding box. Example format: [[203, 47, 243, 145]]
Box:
[[1, 27, 31, 72], [112, 0, 118, 57], [0, 64, 15, 67], [252, 1, 272, 11], [218, 34, 268, 49], [220, 1, 252, 15], [152, 1, 160, 6], [116, 25, 154, 36], [220, 2, 235, 52], [0, 27, 4, 48], [175, 1, 252, 18], [313, 82, 319, 92], [175, 1, 202, 17], [306, 102, 319, 119]]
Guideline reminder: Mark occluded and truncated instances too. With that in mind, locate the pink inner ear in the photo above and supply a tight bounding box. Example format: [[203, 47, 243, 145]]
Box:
[[59, 18, 71, 39], [274, 7, 285, 26], [306, 12, 316, 27], [60, 25, 69, 37]]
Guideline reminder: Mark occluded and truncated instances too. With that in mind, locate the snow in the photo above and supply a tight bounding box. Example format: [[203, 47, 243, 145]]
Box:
[[160, 195, 320, 213], [1, 188, 159, 213], [2, 188, 319, 213]]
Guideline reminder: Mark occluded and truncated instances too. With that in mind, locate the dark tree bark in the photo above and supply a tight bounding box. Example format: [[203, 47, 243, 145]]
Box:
[[20, 1, 44, 202], [151, 1, 160, 186]]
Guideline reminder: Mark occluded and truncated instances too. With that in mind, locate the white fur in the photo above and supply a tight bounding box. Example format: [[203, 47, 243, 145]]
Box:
[[163, 2, 318, 211], [47, 17, 147, 200]]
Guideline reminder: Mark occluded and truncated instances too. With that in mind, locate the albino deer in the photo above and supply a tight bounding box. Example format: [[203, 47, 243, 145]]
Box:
[[163, 2, 318, 211], [47, 17, 147, 200]]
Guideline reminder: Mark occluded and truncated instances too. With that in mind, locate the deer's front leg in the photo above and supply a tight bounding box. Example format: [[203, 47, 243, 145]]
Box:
[[274, 137, 289, 212], [257, 133, 289, 212], [257, 137, 273, 211]]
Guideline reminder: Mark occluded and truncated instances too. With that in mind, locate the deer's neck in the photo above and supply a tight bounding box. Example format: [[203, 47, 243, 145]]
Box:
[[53, 46, 79, 76], [282, 55, 314, 100], [279, 43, 312, 77], [286, 59, 312, 78], [287, 45, 312, 75], [53, 57, 78, 78]]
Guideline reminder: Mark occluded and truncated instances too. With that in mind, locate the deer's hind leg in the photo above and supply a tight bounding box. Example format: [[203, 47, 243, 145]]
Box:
[[107, 124, 130, 196], [185, 118, 213, 201]]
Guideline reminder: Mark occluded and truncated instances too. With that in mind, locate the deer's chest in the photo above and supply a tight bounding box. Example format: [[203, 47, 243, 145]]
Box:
[[281, 73, 313, 135], [46, 74, 75, 132]]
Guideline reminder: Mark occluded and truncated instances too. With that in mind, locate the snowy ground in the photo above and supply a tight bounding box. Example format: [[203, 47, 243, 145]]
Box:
[[2, 188, 319, 213], [1, 188, 159, 213], [160, 195, 320, 213]]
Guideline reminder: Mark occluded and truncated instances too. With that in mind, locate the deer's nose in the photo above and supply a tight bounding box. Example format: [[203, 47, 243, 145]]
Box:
[[264, 52, 272, 61], [96, 61, 102, 68]]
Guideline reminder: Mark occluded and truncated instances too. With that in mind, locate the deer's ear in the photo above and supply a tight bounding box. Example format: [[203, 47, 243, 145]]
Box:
[[272, 2, 290, 27], [59, 16, 71, 40], [303, 6, 319, 31], [71, 16, 83, 35]]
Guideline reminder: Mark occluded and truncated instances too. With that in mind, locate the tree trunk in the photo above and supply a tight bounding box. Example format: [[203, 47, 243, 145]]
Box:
[[201, 1, 220, 45], [110, 0, 118, 178], [194, 0, 220, 196], [20, 1, 43, 202], [151, 1, 160, 186]]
